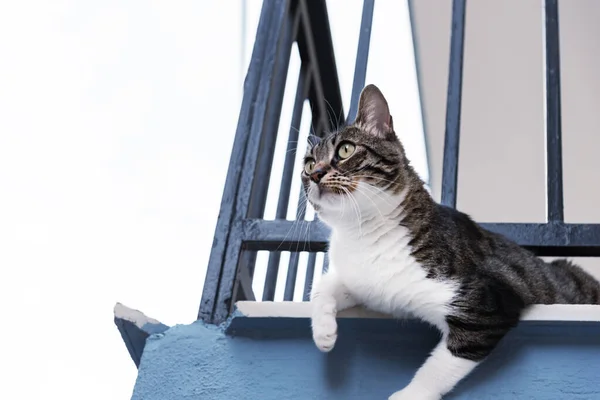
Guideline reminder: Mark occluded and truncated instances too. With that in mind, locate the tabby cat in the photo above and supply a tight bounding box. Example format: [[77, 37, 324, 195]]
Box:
[[303, 84, 600, 399]]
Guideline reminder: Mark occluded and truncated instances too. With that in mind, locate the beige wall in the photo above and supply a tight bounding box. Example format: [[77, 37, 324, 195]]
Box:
[[410, 0, 600, 275]]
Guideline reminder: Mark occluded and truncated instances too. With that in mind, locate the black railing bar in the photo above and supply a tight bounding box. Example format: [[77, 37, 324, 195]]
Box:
[[262, 250, 280, 301], [241, 218, 600, 256], [241, 2, 297, 302], [238, 250, 258, 286], [323, 252, 330, 274], [305, 67, 329, 138], [283, 188, 312, 300], [198, 1, 280, 322], [297, 0, 345, 129], [247, 3, 296, 219], [314, 118, 326, 139], [440, 0, 467, 208], [543, 0, 564, 222], [284, 251, 301, 300], [242, 218, 325, 252], [303, 251, 318, 301], [233, 255, 256, 301], [205, 0, 290, 324], [276, 65, 312, 220], [272, 0, 345, 302], [263, 67, 312, 301], [261, 5, 306, 300], [346, 0, 375, 124], [291, 0, 303, 40], [298, 3, 329, 127]]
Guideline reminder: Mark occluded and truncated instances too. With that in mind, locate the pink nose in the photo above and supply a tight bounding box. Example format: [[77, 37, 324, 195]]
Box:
[[310, 168, 327, 184]]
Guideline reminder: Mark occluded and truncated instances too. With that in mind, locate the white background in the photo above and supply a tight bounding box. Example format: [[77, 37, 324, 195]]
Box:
[[0, 1, 425, 399]]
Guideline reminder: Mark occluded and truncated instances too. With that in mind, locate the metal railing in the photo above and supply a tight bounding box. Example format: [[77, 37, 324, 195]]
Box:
[[199, 0, 352, 324], [199, 0, 600, 325], [441, 0, 600, 257]]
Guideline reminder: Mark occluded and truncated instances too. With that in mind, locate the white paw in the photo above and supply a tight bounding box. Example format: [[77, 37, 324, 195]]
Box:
[[311, 313, 337, 352], [388, 386, 441, 400]]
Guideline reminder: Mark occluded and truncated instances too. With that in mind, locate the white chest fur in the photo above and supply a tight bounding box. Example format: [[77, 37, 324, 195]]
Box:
[[328, 223, 458, 332]]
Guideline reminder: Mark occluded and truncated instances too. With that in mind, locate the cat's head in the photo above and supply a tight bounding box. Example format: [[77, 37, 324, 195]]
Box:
[[301, 84, 412, 227]]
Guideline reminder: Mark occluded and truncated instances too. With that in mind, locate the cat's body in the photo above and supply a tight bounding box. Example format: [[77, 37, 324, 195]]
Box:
[[304, 84, 600, 400], [327, 189, 458, 330]]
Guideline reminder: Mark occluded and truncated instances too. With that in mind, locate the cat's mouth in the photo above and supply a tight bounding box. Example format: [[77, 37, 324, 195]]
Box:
[[313, 182, 357, 201], [319, 185, 346, 195]]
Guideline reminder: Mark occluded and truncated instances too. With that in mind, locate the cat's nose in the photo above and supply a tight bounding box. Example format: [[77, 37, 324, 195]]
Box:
[[310, 168, 327, 184]]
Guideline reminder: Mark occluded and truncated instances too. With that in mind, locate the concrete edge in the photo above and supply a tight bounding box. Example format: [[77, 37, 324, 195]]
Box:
[[235, 301, 600, 322], [114, 303, 170, 368]]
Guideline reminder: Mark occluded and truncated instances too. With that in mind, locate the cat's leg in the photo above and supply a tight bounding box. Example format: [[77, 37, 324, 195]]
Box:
[[389, 315, 517, 400], [310, 271, 356, 352], [388, 338, 478, 400]]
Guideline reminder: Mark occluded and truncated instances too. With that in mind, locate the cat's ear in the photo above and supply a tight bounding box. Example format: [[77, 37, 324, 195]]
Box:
[[354, 84, 393, 136]]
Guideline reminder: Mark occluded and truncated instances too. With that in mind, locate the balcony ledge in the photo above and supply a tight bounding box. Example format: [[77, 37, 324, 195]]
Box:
[[116, 302, 600, 400], [234, 300, 600, 321]]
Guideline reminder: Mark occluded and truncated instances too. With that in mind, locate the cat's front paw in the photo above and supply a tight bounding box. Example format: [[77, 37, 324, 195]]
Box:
[[388, 386, 441, 400], [311, 313, 337, 352]]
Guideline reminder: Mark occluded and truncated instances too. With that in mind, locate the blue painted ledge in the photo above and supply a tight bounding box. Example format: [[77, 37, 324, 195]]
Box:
[[116, 302, 600, 400], [114, 303, 170, 368]]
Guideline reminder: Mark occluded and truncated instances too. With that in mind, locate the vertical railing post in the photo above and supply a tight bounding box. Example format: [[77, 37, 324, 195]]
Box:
[[543, 0, 564, 223], [440, 0, 467, 208]]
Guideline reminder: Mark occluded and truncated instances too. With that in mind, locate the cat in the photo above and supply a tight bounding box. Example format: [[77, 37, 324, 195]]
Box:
[[302, 84, 600, 400]]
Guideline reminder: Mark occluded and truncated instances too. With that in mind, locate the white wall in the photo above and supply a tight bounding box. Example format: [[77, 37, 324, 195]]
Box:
[[410, 0, 600, 275], [0, 2, 245, 399]]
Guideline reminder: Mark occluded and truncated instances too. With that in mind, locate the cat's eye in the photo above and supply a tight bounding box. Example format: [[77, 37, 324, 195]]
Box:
[[337, 142, 355, 159], [304, 159, 316, 174]]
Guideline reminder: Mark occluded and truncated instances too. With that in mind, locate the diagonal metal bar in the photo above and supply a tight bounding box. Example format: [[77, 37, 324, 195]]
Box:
[[346, 0, 375, 124], [297, 0, 345, 132], [199, 2, 278, 322], [199, 0, 291, 324], [440, 0, 467, 208], [263, 66, 312, 301]]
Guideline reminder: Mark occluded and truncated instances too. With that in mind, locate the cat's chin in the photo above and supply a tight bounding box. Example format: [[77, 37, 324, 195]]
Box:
[[309, 188, 344, 209]]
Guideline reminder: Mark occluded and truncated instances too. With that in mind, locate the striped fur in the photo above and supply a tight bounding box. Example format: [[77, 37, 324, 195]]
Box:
[[303, 84, 600, 400]]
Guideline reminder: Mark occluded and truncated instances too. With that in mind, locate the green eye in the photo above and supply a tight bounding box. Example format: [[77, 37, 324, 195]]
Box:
[[337, 142, 355, 159], [304, 159, 316, 174]]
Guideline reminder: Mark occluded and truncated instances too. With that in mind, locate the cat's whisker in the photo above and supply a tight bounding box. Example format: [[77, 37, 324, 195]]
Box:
[[323, 98, 336, 133], [340, 186, 347, 219], [355, 183, 395, 209], [352, 174, 399, 186], [341, 186, 363, 237], [349, 190, 364, 237], [303, 213, 312, 253], [274, 214, 301, 253], [323, 98, 344, 131], [277, 196, 308, 259], [352, 185, 386, 219], [295, 200, 309, 255]]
